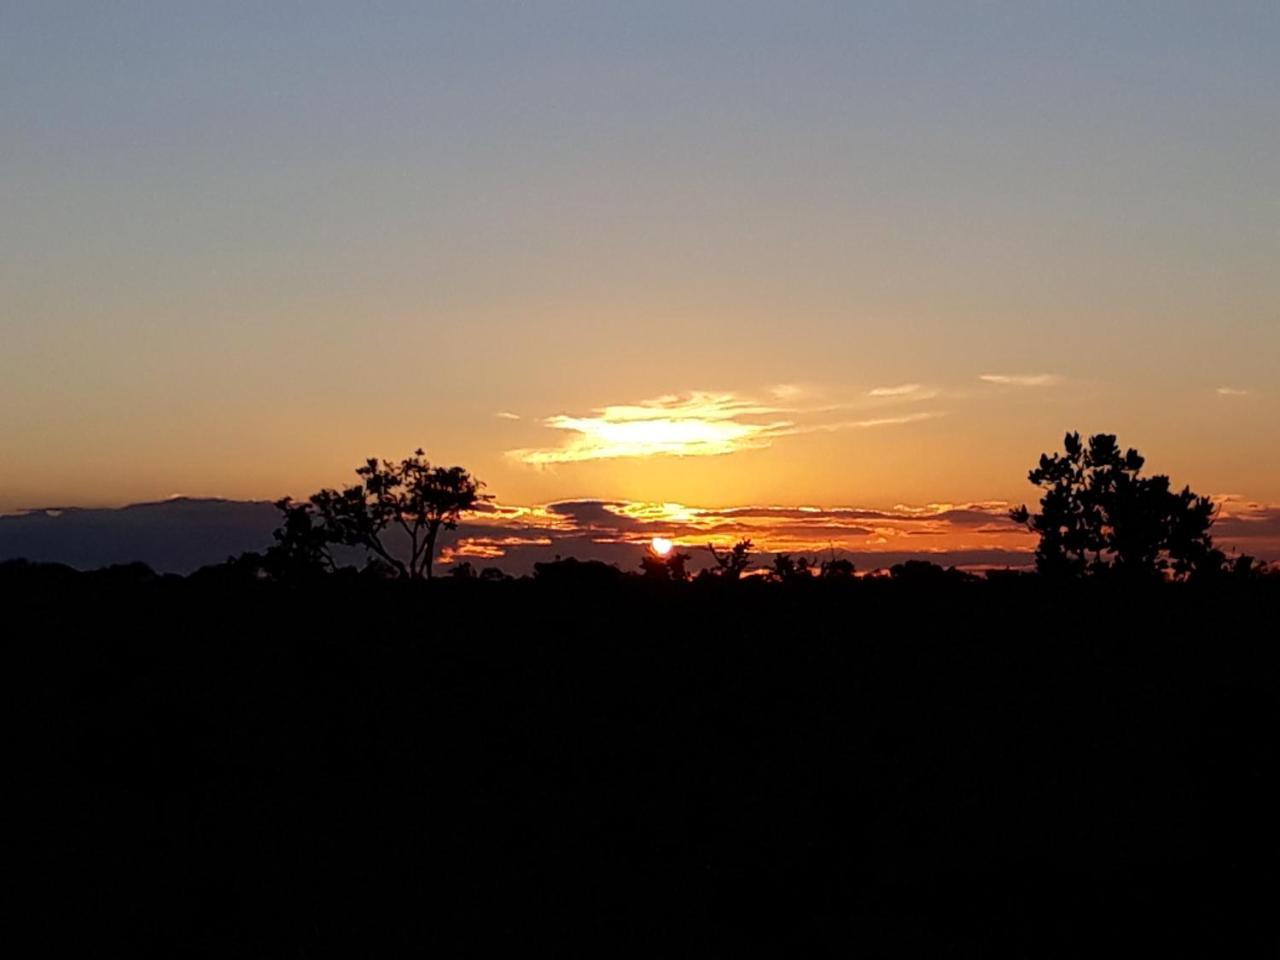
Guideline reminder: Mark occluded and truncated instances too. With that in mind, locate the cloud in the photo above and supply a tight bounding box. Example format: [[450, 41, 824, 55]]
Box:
[[769, 383, 804, 399], [825, 411, 944, 431], [543, 500, 649, 533], [509, 393, 792, 464], [1210, 497, 1280, 541], [868, 383, 923, 397], [979, 373, 1062, 387], [1216, 387, 1249, 397], [445, 497, 1033, 569], [440, 493, 1280, 571], [508, 390, 945, 465], [494, 411, 522, 419]]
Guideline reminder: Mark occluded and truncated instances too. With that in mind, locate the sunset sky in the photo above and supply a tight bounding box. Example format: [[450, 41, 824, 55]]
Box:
[[3, 3, 1278, 565]]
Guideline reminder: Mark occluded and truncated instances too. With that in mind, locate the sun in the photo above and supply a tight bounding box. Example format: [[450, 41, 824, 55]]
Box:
[[650, 537, 674, 556]]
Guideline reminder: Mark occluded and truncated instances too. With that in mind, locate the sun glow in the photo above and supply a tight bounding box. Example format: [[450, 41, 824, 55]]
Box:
[[650, 537, 674, 556]]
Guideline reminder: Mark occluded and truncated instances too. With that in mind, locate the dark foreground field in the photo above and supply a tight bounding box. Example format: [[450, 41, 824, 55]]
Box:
[[10, 563, 1278, 955]]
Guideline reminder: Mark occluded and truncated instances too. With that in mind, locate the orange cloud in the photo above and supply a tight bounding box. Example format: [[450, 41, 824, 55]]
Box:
[[447, 497, 1030, 564]]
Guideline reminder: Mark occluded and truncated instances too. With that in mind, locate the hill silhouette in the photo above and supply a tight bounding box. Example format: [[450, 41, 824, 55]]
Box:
[[0, 498, 279, 572]]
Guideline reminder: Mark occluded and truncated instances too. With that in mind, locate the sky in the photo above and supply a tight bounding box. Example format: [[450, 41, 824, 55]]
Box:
[[2, 2, 1278, 564]]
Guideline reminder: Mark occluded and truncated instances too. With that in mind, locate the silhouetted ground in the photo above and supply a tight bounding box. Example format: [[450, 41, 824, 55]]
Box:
[[9, 561, 1277, 955]]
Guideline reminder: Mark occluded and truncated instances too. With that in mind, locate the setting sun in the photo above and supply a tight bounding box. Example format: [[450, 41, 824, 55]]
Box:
[[650, 537, 674, 556]]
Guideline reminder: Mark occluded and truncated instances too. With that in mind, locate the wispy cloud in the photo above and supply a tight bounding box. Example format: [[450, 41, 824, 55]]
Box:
[[769, 383, 804, 399], [979, 373, 1062, 387], [868, 383, 923, 397], [494, 411, 522, 420], [847, 412, 943, 429], [507, 390, 945, 465], [790, 411, 945, 434], [1216, 386, 1249, 397]]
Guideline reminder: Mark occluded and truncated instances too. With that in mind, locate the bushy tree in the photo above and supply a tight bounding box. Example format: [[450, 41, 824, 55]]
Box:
[[1011, 432, 1228, 580], [265, 497, 336, 579]]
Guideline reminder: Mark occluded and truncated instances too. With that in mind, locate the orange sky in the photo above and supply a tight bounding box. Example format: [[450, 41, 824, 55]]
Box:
[[2, 4, 1277, 546]]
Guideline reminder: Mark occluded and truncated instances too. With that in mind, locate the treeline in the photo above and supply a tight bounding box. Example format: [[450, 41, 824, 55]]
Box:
[[3, 432, 1274, 585], [195, 431, 1280, 583]]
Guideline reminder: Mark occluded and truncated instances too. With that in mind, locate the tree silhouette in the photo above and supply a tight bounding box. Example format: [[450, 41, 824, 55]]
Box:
[[707, 539, 754, 579], [820, 557, 856, 580], [890, 560, 974, 584], [274, 449, 489, 579], [640, 545, 692, 581], [1011, 432, 1227, 580], [265, 497, 337, 579], [770, 553, 815, 583]]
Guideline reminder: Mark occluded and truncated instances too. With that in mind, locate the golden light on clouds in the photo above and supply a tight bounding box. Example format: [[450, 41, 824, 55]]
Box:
[[509, 392, 792, 464], [436, 496, 1049, 571], [507, 390, 945, 465]]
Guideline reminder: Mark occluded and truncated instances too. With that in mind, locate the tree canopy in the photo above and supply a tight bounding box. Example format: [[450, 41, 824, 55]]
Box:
[[1010, 432, 1234, 580], [269, 449, 489, 579]]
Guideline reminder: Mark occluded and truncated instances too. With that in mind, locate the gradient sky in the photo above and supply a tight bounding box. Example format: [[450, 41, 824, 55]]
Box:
[[3, 2, 1278, 541]]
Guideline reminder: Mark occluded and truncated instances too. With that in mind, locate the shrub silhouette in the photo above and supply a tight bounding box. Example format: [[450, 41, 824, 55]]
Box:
[[706, 539, 754, 579], [272, 449, 489, 579], [820, 557, 856, 580], [770, 553, 815, 583], [889, 559, 974, 584], [534, 556, 625, 587], [1011, 431, 1230, 580], [640, 544, 692, 581]]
